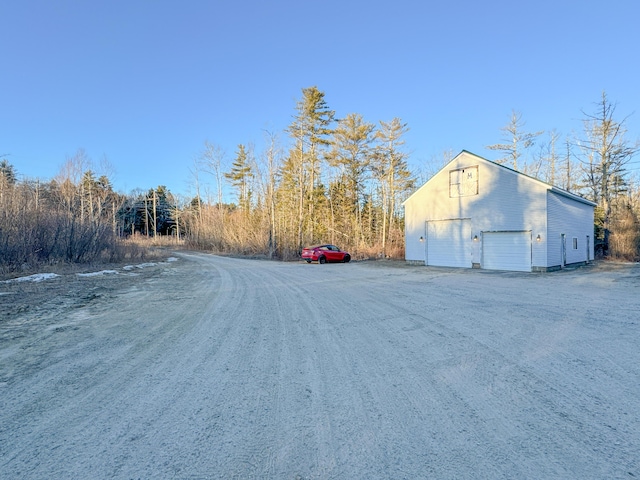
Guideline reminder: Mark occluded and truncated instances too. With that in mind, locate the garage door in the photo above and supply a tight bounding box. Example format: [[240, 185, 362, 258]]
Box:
[[426, 219, 471, 268], [482, 231, 532, 272]]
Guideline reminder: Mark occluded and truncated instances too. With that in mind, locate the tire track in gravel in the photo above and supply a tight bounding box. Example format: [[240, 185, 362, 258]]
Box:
[[347, 269, 640, 479], [1, 255, 225, 478], [2, 255, 639, 479]]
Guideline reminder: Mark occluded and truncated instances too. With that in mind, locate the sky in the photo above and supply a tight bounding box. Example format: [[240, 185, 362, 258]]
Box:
[[2, 0, 639, 199]]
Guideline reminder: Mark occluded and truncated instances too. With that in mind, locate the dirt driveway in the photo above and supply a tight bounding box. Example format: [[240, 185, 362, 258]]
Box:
[[1, 253, 639, 479]]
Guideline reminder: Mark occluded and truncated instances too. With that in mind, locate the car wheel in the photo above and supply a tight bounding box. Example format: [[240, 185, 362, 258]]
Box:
[[318, 256, 326, 264], [305, 259, 311, 263], [343, 254, 351, 263]]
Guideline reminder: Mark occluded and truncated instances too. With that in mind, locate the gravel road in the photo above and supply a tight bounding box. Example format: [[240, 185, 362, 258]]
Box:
[[1, 253, 639, 479]]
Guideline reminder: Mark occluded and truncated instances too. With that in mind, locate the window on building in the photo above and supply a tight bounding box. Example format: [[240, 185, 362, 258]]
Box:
[[572, 237, 578, 250], [449, 166, 478, 198]]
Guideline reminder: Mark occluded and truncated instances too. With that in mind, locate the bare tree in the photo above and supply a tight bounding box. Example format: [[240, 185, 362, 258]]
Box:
[[373, 118, 415, 257], [200, 141, 227, 209], [256, 130, 282, 258], [533, 130, 562, 184], [559, 136, 579, 192], [578, 92, 639, 253], [487, 110, 543, 171], [417, 150, 455, 185]]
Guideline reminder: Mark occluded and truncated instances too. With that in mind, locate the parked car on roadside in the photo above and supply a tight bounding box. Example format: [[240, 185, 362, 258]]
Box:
[[301, 244, 351, 264]]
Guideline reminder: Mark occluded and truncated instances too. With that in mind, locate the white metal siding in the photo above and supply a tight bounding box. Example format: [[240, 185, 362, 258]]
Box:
[[482, 231, 532, 272], [403, 152, 593, 269], [426, 219, 471, 268], [547, 191, 594, 266], [403, 153, 548, 266]]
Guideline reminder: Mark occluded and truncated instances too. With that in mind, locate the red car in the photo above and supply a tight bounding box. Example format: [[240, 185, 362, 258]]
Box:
[[301, 244, 351, 264]]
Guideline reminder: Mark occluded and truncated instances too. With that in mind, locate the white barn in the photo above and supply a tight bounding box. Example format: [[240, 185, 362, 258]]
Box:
[[403, 151, 596, 272]]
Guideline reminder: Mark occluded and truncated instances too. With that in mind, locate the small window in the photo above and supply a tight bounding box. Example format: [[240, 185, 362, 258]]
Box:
[[572, 237, 578, 250], [449, 166, 478, 198]]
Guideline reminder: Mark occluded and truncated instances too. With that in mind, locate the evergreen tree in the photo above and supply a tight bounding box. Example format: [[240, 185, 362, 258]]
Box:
[[0, 158, 17, 185], [225, 144, 253, 213], [286, 86, 335, 249], [326, 113, 376, 246], [0, 159, 17, 204]]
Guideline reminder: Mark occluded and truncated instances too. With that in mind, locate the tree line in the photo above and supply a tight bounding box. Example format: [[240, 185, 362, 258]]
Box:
[[1, 149, 124, 271], [2, 88, 639, 273], [185, 86, 415, 261], [482, 92, 639, 258]]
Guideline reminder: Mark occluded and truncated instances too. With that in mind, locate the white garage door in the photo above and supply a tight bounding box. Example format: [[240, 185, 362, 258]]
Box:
[[426, 219, 471, 268], [482, 231, 532, 272]]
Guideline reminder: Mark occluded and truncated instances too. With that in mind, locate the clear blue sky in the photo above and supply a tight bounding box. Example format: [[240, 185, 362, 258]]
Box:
[[2, 0, 639, 198]]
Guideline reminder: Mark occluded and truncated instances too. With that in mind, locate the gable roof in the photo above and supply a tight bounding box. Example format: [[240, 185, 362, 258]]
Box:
[[403, 150, 596, 207]]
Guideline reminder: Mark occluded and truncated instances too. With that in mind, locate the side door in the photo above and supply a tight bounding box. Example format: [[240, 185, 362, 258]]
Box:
[[325, 245, 341, 262]]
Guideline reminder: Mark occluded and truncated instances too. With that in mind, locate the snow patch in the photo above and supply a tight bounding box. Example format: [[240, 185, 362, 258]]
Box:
[[3, 257, 176, 283], [122, 262, 157, 271], [77, 270, 119, 277], [3, 273, 60, 283]]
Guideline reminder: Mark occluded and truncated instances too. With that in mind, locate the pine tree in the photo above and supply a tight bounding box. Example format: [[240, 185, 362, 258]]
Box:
[[326, 113, 376, 246], [286, 86, 335, 249], [0, 158, 17, 185], [0, 159, 17, 204], [225, 144, 254, 213]]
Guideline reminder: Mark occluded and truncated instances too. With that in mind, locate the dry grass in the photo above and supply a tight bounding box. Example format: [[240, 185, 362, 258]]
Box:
[[609, 210, 640, 261]]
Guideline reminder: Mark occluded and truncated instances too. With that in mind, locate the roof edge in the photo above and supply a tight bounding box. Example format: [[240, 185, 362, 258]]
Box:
[[403, 149, 596, 207]]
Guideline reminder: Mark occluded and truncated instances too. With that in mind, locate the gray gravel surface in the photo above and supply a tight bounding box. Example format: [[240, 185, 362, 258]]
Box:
[[1, 253, 639, 479]]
